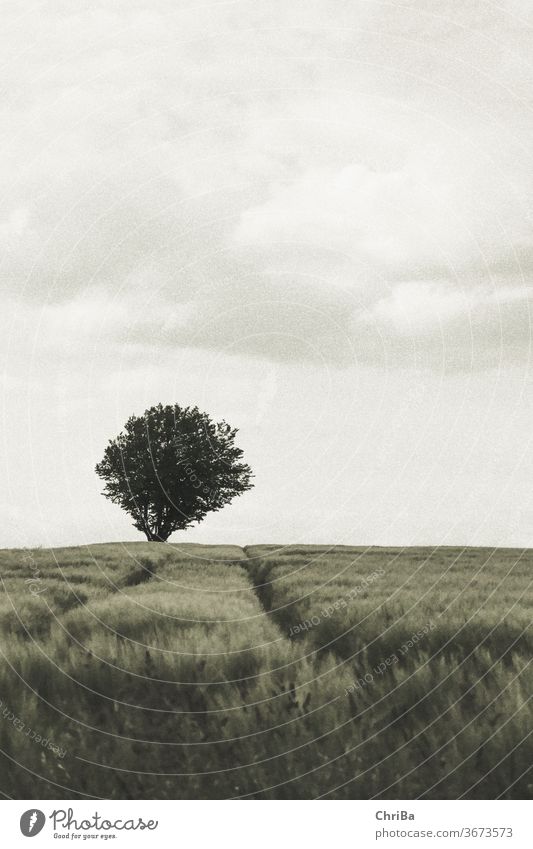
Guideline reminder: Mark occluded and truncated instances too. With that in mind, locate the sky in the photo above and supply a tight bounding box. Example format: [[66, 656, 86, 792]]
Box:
[[1, 0, 533, 548]]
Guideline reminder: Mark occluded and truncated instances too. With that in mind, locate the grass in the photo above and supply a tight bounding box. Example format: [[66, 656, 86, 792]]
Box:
[[0, 542, 531, 798]]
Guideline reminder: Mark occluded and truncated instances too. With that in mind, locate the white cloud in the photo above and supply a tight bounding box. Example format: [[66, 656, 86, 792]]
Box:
[[0, 206, 31, 244], [233, 128, 532, 279], [369, 282, 472, 335], [366, 281, 533, 336], [1, 0, 533, 370]]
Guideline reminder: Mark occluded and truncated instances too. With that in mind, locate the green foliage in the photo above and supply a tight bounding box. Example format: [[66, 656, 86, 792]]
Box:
[[95, 404, 253, 541]]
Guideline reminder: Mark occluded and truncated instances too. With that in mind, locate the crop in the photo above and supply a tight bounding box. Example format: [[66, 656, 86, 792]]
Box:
[[0, 543, 530, 798]]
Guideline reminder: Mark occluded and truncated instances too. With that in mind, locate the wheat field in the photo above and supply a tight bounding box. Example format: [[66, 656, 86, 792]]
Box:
[[0, 543, 531, 799]]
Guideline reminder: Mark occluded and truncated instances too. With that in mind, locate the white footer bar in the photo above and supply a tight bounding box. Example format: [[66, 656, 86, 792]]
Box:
[[2, 799, 531, 848]]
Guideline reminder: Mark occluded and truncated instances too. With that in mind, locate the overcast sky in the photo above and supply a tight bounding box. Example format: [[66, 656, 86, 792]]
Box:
[[2, 0, 533, 548]]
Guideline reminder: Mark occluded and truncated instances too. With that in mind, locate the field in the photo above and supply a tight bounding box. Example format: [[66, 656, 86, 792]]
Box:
[[0, 542, 531, 799]]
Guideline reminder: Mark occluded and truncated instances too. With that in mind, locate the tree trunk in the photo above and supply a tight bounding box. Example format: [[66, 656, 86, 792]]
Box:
[[143, 528, 169, 542]]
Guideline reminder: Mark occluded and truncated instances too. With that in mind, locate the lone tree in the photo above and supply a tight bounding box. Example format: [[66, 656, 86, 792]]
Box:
[[95, 403, 253, 542]]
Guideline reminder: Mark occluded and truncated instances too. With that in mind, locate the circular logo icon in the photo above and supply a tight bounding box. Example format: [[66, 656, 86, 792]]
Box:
[[20, 810, 46, 837]]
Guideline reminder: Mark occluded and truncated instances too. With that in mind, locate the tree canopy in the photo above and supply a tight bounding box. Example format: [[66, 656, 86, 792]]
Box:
[[95, 403, 254, 541]]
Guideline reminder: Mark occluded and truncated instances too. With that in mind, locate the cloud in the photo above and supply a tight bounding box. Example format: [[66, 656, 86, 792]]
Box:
[[369, 282, 473, 335], [0, 0, 532, 371], [233, 122, 533, 277]]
